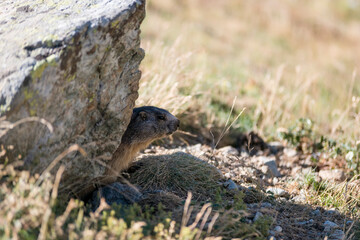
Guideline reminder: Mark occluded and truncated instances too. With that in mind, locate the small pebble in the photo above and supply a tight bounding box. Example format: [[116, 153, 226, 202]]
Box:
[[311, 209, 321, 216], [326, 208, 339, 215], [241, 151, 250, 157], [224, 172, 231, 178], [323, 220, 339, 232], [296, 219, 314, 225], [258, 156, 281, 177], [274, 226, 282, 233], [328, 229, 345, 240], [297, 221, 307, 225], [253, 212, 263, 221], [224, 179, 239, 190], [261, 202, 273, 208], [268, 141, 284, 154], [346, 220, 353, 225], [284, 148, 297, 157], [266, 187, 289, 197], [272, 177, 279, 184]]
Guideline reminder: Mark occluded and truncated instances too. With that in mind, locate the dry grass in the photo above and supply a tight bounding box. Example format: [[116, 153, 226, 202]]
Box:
[[138, 0, 360, 140], [0, 162, 223, 239], [302, 174, 360, 216], [127, 152, 223, 200]]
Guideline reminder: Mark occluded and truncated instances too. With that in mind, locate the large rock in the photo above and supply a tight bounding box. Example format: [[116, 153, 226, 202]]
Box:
[[0, 0, 145, 196], [90, 182, 143, 211]]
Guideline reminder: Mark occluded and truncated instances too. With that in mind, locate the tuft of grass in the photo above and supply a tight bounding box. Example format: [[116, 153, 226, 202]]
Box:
[[300, 171, 360, 217], [128, 152, 223, 200]]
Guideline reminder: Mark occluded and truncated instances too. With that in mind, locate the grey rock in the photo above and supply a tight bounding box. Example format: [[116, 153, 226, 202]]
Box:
[[326, 208, 340, 215], [301, 167, 314, 175], [291, 166, 302, 175], [253, 212, 264, 221], [224, 172, 235, 178], [90, 182, 143, 211], [296, 219, 314, 225], [319, 169, 346, 181], [241, 150, 250, 157], [268, 141, 284, 154], [323, 220, 339, 232], [261, 202, 273, 208], [223, 179, 239, 190], [274, 226, 282, 233], [284, 148, 297, 157], [296, 220, 307, 225], [218, 146, 239, 156], [292, 195, 306, 203], [272, 177, 279, 184], [0, 0, 145, 196], [311, 209, 321, 216], [247, 203, 258, 208], [266, 187, 289, 197], [292, 189, 306, 203], [258, 156, 281, 177], [328, 229, 345, 240]]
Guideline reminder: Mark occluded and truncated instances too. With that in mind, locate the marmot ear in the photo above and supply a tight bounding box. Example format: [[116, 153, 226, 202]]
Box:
[[139, 111, 147, 121]]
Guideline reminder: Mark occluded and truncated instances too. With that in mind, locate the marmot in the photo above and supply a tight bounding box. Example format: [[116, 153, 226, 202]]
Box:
[[79, 106, 180, 199]]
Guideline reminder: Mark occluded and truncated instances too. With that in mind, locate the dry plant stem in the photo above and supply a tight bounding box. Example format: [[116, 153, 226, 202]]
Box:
[[181, 192, 192, 227], [180, 192, 193, 238], [176, 130, 198, 138], [94, 198, 110, 217], [39, 166, 65, 240], [207, 212, 219, 236], [342, 181, 349, 233], [36, 144, 87, 185], [331, 70, 357, 136], [167, 220, 176, 239], [195, 206, 212, 240], [179, 192, 219, 239], [0, 116, 53, 138], [213, 96, 246, 149], [189, 203, 212, 229], [55, 199, 77, 236], [266, 65, 284, 118]]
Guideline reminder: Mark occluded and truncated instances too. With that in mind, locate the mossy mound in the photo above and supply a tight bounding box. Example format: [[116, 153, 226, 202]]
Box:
[[127, 152, 224, 201]]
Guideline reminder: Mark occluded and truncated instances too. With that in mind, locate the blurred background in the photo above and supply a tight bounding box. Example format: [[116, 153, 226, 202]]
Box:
[[137, 0, 360, 143]]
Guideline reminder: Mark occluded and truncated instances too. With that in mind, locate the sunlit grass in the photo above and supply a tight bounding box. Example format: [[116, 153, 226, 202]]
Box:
[[138, 0, 360, 141]]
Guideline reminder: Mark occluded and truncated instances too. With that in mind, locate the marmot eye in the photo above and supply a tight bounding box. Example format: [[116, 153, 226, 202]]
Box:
[[158, 115, 166, 120]]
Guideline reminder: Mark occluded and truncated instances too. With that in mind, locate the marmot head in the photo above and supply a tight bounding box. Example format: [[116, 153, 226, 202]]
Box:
[[123, 106, 180, 144]]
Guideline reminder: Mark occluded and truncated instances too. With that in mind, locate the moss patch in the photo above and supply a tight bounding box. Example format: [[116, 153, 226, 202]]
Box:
[[31, 57, 57, 80]]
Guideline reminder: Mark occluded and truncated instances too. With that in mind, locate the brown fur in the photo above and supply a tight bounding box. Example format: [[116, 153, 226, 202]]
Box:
[[78, 106, 180, 200]]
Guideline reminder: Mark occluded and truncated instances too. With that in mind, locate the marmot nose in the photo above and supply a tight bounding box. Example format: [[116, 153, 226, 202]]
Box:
[[176, 119, 180, 128]]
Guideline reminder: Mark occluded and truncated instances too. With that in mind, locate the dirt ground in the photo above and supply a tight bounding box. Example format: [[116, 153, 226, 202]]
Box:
[[130, 131, 359, 240]]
